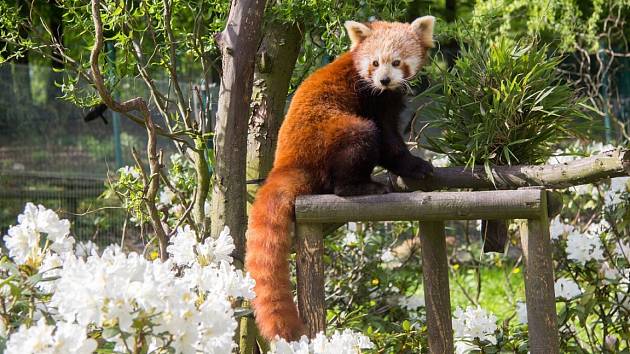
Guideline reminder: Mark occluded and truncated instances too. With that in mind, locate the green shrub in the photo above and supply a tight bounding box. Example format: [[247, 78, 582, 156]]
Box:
[[419, 32, 594, 179]]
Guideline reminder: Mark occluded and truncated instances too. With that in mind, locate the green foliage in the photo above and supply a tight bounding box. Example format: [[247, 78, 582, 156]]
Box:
[[325, 222, 428, 352], [420, 32, 593, 177], [0, 255, 56, 343], [280, 0, 418, 91], [470, 0, 628, 53]]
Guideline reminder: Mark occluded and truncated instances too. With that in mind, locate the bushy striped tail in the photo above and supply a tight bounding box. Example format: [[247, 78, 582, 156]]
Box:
[[245, 167, 311, 340]]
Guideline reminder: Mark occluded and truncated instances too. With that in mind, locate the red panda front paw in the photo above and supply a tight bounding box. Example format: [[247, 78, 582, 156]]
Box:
[[414, 158, 434, 179], [396, 156, 434, 180]]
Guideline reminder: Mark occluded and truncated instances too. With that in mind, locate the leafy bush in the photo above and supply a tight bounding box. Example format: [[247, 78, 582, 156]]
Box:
[[0, 203, 374, 354], [419, 32, 593, 177]]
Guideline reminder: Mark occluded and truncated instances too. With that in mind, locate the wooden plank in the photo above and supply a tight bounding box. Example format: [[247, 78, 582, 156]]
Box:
[[295, 223, 326, 337], [519, 190, 559, 354], [420, 221, 454, 354], [295, 190, 543, 223]]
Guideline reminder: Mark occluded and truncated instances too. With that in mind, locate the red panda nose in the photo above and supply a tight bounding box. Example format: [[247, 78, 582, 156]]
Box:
[[380, 77, 391, 85]]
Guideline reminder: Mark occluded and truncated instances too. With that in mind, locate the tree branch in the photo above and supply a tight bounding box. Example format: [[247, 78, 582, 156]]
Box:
[[377, 149, 630, 192], [91, 0, 169, 260]]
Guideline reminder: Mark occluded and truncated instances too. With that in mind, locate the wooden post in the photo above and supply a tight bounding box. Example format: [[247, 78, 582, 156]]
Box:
[[295, 223, 326, 337], [519, 189, 559, 354], [420, 221, 454, 354]]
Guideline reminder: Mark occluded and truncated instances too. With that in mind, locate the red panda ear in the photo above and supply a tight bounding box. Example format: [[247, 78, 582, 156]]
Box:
[[344, 21, 372, 50], [411, 16, 435, 48]]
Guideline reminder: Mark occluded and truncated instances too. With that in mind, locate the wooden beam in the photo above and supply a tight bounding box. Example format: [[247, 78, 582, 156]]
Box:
[[295, 190, 543, 223], [519, 190, 559, 354], [420, 221, 454, 353], [295, 223, 326, 337], [377, 148, 630, 191]]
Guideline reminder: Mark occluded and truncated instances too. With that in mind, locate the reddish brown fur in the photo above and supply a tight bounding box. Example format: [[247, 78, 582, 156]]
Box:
[[246, 19, 435, 341]]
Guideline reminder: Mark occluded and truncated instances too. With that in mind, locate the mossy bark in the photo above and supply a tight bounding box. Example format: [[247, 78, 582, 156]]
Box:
[[246, 20, 302, 207]]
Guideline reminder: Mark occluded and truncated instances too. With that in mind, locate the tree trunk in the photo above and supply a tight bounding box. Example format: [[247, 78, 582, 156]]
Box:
[[246, 20, 302, 205], [211, 0, 267, 263]]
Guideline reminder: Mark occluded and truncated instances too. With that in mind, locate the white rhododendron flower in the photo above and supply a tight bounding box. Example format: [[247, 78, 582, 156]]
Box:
[[605, 177, 629, 204], [600, 261, 622, 284], [431, 154, 450, 168], [515, 301, 528, 324], [74, 240, 99, 258], [566, 230, 604, 265], [614, 241, 630, 260], [586, 219, 610, 235], [1, 203, 378, 354], [3, 203, 74, 266], [183, 261, 255, 299], [118, 165, 141, 179], [342, 231, 358, 245], [452, 306, 498, 347], [380, 249, 402, 269], [199, 225, 235, 265], [18, 203, 71, 242], [3, 224, 40, 264], [168, 225, 235, 267], [159, 188, 177, 205], [549, 216, 570, 241], [5, 319, 97, 354], [167, 225, 198, 266], [270, 329, 374, 354], [399, 294, 425, 311], [37, 252, 64, 293], [555, 277, 582, 299], [49, 243, 245, 352]]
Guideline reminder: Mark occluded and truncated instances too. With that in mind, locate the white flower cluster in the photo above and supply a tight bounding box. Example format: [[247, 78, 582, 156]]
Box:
[[5, 319, 96, 354], [380, 249, 402, 269], [549, 216, 571, 241], [452, 306, 498, 354], [2, 204, 256, 354], [515, 301, 528, 325], [430, 154, 450, 168], [551, 217, 610, 265], [270, 330, 374, 354], [49, 244, 246, 353], [566, 229, 605, 265], [118, 165, 141, 180], [547, 142, 615, 165], [3, 203, 74, 266], [167, 225, 235, 267], [554, 277, 582, 299], [398, 294, 425, 311]]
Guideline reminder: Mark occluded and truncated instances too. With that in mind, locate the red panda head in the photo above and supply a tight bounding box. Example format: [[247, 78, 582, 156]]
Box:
[[345, 16, 435, 91]]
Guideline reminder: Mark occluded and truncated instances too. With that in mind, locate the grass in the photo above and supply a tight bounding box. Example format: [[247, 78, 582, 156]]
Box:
[[449, 264, 525, 318]]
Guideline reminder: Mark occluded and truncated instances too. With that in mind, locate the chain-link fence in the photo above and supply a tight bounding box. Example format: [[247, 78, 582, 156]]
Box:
[[0, 63, 204, 246]]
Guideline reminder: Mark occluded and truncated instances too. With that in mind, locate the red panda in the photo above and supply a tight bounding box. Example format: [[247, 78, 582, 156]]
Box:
[[245, 16, 436, 341]]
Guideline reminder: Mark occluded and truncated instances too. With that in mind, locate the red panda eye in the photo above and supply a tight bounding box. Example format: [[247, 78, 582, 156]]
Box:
[[392, 60, 401, 67], [372, 60, 379, 67]]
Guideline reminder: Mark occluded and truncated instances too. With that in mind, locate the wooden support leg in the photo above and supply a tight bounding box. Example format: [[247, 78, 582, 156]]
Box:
[[420, 221, 454, 354], [295, 222, 325, 338], [520, 191, 559, 353]]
